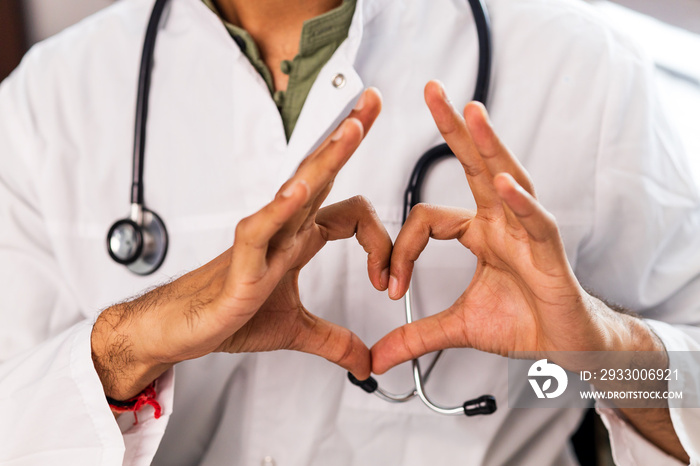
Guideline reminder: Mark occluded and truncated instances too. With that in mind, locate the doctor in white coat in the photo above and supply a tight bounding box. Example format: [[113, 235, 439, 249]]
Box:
[[1, 0, 700, 464]]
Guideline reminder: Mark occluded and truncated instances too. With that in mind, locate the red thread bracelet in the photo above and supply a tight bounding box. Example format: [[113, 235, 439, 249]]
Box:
[[107, 381, 162, 424]]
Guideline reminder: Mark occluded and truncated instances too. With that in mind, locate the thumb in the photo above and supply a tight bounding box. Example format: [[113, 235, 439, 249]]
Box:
[[370, 309, 467, 375], [291, 311, 371, 380]]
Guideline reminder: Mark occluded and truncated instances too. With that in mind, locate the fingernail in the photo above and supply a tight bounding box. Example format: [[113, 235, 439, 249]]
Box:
[[331, 122, 345, 142], [353, 92, 366, 111], [281, 181, 298, 198], [478, 103, 492, 127], [435, 80, 449, 102], [388, 276, 398, 298], [281, 180, 308, 199], [380, 268, 389, 289]]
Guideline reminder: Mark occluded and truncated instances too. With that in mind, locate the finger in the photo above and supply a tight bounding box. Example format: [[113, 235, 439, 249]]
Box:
[[388, 203, 474, 299], [298, 87, 383, 168], [493, 173, 565, 268], [371, 309, 466, 375], [345, 87, 383, 142], [463, 102, 535, 195], [230, 180, 310, 279], [291, 311, 371, 379], [269, 89, 382, 253], [298, 181, 334, 233], [297, 87, 381, 197], [281, 89, 382, 233], [270, 118, 365, 249], [315, 196, 393, 291], [424, 80, 501, 211]]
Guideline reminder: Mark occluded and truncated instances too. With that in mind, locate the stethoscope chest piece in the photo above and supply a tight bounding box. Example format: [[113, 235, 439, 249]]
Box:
[[107, 0, 170, 276], [107, 207, 168, 275]]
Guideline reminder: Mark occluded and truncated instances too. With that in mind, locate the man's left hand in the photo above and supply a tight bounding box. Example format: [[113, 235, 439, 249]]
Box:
[[371, 80, 650, 371], [370, 81, 689, 462]]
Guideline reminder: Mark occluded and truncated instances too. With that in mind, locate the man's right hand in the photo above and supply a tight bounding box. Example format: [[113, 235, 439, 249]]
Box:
[[91, 88, 388, 401]]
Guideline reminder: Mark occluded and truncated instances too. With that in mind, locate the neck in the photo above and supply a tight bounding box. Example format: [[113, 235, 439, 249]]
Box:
[[214, 0, 343, 90], [215, 0, 343, 32]]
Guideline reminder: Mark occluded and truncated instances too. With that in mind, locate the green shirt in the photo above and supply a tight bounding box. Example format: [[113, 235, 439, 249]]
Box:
[[202, 0, 356, 140]]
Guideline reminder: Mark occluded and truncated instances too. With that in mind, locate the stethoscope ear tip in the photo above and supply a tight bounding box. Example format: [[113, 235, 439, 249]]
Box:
[[347, 372, 378, 394], [463, 395, 497, 416]]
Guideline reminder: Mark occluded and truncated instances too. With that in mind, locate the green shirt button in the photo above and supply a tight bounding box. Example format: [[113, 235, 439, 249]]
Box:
[[202, 0, 356, 141], [273, 90, 286, 107], [280, 60, 293, 75]]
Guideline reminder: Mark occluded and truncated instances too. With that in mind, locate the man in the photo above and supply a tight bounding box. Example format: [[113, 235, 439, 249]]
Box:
[[1, 0, 699, 464]]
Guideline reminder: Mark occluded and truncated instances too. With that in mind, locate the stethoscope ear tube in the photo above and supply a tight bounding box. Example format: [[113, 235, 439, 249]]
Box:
[[347, 373, 378, 393], [464, 395, 497, 416]]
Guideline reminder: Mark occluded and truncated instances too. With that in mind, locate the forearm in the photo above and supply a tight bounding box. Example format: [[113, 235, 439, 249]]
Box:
[[590, 303, 689, 462], [619, 406, 688, 463], [91, 298, 174, 401], [618, 322, 688, 462]]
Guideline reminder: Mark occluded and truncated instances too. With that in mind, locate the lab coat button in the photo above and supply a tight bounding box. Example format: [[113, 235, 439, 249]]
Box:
[[331, 73, 346, 89], [261, 456, 276, 466]]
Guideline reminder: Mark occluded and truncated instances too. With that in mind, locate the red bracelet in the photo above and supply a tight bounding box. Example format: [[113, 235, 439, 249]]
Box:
[[107, 381, 162, 424]]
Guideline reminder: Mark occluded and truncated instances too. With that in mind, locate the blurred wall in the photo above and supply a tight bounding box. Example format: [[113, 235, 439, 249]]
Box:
[[18, 0, 700, 46], [612, 0, 700, 33], [24, 0, 115, 45], [0, 0, 27, 80]]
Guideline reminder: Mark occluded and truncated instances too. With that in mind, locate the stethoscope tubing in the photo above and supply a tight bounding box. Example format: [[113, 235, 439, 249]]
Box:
[[132, 0, 169, 207], [352, 0, 496, 416]]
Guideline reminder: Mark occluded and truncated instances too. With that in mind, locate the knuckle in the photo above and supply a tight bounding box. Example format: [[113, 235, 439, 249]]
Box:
[[367, 253, 388, 269], [349, 195, 377, 217], [334, 330, 357, 365], [349, 194, 369, 209], [410, 202, 431, 219], [234, 217, 253, 238], [462, 162, 485, 178], [409, 203, 440, 227], [399, 326, 421, 360]]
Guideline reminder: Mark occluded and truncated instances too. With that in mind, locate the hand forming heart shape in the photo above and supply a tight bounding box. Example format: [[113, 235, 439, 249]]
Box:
[[370, 81, 627, 376]]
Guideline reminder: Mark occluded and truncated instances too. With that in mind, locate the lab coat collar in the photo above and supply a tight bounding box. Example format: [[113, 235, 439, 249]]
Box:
[[178, 0, 391, 63], [285, 0, 393, 174], [175, 0, 394, 179]]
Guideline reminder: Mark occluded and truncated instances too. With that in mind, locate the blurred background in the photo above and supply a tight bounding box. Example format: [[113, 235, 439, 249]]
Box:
[[0, 1, 699, 465], [2, 0, 699, 169], [1, 0, 699, 79]]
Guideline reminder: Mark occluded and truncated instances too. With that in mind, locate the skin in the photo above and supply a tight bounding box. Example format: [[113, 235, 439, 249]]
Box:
[[91, 87, 388, 399], [370, 81, 689, 462], [92, 0, 689, 462], [211, 0, 343, 91]]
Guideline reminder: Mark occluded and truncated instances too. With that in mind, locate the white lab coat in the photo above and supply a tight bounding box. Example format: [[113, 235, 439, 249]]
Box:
[[1, 0, 700, 464]]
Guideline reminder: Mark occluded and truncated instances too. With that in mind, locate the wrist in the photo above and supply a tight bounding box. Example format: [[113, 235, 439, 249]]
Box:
[[91, 304, 172, 400], [590, 296, 665, 353]]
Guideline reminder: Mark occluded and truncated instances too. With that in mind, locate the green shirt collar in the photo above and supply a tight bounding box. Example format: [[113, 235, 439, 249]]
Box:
[[201, 0, 356, 140]]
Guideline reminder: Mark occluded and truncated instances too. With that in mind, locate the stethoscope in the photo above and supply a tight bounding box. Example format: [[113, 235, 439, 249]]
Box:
[[347, 0, 497, 417], [107, 0, 169, 275], [107, 0, 497, 416]]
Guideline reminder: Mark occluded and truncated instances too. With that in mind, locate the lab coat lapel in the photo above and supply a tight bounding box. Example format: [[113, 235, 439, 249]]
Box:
[[283, 59, 364, 178], [282, 0, 371, 178]]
